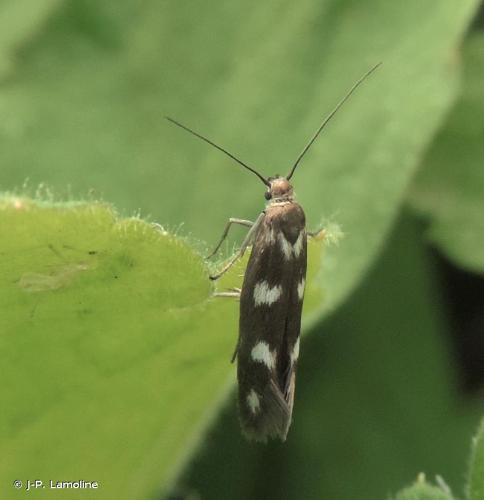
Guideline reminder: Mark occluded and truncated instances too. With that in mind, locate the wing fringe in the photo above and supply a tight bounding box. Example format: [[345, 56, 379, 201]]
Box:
[[240, 377, 295, 442]]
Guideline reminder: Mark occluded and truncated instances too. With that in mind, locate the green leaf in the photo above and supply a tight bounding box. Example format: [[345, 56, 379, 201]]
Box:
[[0, 0, 62, 79], [395, 475, 455, 500], [0, 195, 324, 499], [0, 0, 479, 323], [468, 418, 484, 500], [409, 33, 484, 273]]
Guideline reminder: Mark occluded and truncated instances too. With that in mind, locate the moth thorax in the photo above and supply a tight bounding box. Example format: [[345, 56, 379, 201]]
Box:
[[267, 177, 293, 201]]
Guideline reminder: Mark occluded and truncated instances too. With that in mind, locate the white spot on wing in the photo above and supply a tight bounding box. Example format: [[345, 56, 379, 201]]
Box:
[[290, 338, 300, 365], [251, 341, 276, 370], [278, 232, 293, 260], [297, 278, 305, 301], [278, 231, 305, 260], [253, 280, 282, 306], [247, 389, 260, 414], [293, 232, 304, 257]]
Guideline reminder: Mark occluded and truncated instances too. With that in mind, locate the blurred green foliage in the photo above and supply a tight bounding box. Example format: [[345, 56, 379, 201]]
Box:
[[395, 476, 455, 500], [0, 0, 61, 78], [410, 33, 484, 274], [1, 1, 484, 499]]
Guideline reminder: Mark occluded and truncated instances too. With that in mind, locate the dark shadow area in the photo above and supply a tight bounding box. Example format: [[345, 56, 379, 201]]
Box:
[[434, 251, 484, 394]]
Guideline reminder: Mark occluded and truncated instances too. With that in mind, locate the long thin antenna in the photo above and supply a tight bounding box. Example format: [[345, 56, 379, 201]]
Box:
[[286, 62, 382, 180], [165, 117, 270, 187]]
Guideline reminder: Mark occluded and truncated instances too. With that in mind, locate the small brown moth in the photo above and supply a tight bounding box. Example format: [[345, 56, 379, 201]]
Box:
[[166, 63, 380, 441]]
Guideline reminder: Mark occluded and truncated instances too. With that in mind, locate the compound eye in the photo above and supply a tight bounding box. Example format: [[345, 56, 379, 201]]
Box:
[[264, 191, 272, 200]]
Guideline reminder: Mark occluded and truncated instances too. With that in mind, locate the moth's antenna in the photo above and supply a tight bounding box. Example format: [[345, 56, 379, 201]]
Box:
[[286, 62, 382, 180], [165, 117, 270, 187]]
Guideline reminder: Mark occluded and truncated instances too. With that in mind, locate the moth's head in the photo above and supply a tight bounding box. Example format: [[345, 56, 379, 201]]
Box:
[[264, 176, 294, 202]]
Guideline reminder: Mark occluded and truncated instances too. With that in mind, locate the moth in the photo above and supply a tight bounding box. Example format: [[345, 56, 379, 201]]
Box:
[[166, 63, 380, 441]]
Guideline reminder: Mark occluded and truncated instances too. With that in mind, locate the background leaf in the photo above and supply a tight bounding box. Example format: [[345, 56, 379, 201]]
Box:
[[409, 33, 484, 274], [0, 0, 479, 321], [0, 0, 62, 79], [0, 196, 209, 499], [394, 476, 455, 500]]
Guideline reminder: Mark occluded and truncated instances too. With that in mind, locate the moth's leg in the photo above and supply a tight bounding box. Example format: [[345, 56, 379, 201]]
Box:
[[230, 337, 241, 363], [307, 227, 326, 239], [206, 218, 254, 259], [213, 287, 241, 298], [209, 212, 264, 281]]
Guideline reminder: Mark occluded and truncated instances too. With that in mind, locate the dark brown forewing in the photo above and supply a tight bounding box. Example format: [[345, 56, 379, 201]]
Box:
[[236, 202, 307, 441]]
